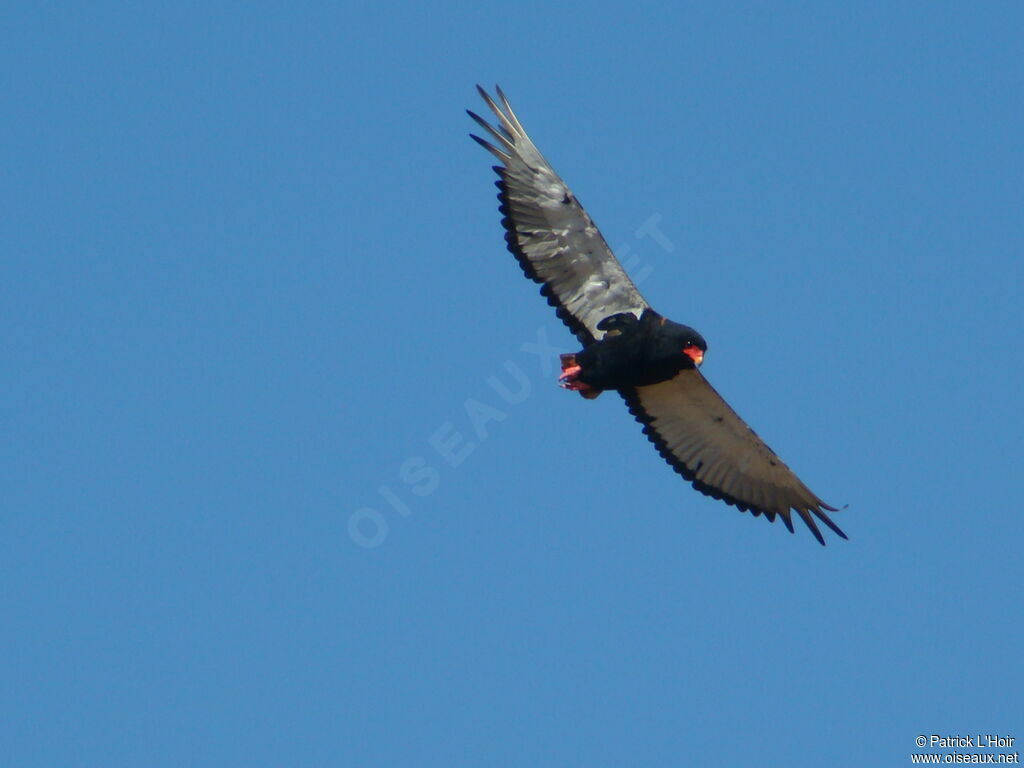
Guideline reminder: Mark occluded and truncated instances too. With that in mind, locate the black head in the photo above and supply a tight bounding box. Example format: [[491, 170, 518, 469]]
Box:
[[653, 316, 707, 368]]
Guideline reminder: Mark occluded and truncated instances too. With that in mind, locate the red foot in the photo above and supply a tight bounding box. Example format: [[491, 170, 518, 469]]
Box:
[[559, 364, 582, 383], [558, 354, 601, 399]]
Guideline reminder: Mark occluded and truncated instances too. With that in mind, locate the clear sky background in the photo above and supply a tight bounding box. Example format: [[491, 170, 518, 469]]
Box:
[[3, 2, 1022, 766]]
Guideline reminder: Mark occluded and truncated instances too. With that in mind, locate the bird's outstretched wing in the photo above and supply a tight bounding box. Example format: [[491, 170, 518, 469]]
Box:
[[622, 369, 846, 545], [468, 85, 648, 345]]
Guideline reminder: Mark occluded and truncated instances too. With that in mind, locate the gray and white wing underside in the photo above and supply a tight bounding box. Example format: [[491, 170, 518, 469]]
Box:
[[623, 369, 846, 545], [468, 85, 647, 344]]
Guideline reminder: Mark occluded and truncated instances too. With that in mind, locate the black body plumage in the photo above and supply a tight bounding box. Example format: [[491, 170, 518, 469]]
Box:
[[574, 310, 707, 391]]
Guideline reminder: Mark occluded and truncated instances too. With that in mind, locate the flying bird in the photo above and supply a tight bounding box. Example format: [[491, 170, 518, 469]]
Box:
[[467, 85, 846, 545]]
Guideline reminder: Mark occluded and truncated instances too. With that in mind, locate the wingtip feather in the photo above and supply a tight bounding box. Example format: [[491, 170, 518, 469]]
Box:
[[812, 507, 848, 540], [469, 133, 511, 162], [792, 507, 825, 546]]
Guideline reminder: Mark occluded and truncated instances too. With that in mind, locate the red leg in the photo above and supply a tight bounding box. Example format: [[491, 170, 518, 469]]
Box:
[[558, 354, 601, 398]]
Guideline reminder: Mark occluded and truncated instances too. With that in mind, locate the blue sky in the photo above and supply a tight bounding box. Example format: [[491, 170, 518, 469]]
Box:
[[3, 2, 1022, 766]]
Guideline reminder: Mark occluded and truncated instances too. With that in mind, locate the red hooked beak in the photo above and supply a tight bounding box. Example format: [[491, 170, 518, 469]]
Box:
[[683, 345, 704, 366]]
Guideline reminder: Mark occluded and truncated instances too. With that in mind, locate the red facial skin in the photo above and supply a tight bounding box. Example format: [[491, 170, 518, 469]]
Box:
[[683, 345, 704, 366]]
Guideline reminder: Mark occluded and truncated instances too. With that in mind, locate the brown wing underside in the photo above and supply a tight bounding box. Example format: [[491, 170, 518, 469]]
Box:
[[622, 369, 846, 545]]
